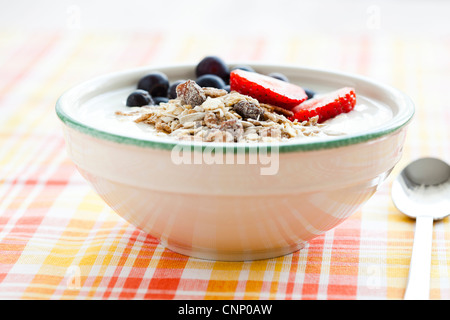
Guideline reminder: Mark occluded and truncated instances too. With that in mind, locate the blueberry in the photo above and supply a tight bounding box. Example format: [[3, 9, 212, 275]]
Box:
[[195, 56, 229, 83], [231, 65, 255, 73], [304, 88, 316, 100], [126, 89, 154, 107], [168, 79, 186, 99], [137, 71, 169, 97], [196, 74, 226, 89], [224, 84, 230, 93], [153, 96, 169, 105], [268, 72, 289, 82]]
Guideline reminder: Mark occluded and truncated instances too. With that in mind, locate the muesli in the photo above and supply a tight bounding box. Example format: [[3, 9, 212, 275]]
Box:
[[116, 80, 326, 143]]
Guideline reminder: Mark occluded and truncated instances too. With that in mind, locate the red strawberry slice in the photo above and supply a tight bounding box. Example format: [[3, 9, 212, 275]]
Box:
[[291, 87, 356, 123], [229, 69, 308, 109]]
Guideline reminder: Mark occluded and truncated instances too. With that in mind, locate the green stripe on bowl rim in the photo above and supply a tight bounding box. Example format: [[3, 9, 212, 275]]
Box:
[[55, 64, 415, 153]]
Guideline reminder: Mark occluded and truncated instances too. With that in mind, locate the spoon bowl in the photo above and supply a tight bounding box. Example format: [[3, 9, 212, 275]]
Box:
[[392, 157, 450, 219], [391, 157, 450, 299]]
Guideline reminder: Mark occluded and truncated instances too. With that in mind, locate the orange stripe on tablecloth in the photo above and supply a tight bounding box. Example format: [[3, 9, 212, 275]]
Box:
[[326, 216, 361, 299], [284, 251, 300, 299], [0, 237, 30, 284], [101, 229, 143, 299], [301, 234, 326, 299], [143, 249, 189, 299], [2, 178, 71, 186], [0, 32, 60, 98], [117, 234, 159, 299]]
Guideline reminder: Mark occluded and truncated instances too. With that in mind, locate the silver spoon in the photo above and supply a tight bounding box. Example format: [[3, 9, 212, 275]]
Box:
[[391, 157, 450, 300]]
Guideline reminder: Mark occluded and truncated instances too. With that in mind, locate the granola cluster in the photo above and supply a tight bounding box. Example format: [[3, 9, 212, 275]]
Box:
[[116, 80, 326, 143]]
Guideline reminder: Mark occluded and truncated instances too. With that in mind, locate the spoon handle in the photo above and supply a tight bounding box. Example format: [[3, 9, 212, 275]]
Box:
[[404, 215, 433, 300]]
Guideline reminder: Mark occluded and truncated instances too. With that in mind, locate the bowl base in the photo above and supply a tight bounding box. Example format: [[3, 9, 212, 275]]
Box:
[[160, 239, 307, 261]]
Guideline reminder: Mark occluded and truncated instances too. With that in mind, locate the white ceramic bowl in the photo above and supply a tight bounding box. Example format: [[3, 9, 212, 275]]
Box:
[[56, 64, 414, 261]]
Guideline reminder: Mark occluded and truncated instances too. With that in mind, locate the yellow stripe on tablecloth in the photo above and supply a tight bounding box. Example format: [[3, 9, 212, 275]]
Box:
[[204, 261, 243, 299], [267, 256, 289, 299], [242, 259, 269, 300]]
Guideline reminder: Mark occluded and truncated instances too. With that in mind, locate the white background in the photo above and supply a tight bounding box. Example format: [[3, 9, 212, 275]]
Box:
[[1, 0, 449, 37]]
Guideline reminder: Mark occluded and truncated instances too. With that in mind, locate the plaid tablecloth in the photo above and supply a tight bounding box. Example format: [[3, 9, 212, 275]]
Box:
[[1, 15, 449, 300]]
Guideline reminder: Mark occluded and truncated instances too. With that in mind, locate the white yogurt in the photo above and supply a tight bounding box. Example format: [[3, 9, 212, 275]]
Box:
[[322, 98, 392, 136], [74, 87, 393, 142]]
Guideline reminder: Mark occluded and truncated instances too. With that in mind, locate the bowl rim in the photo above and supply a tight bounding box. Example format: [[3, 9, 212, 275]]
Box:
[[55, 63, 415, 153]]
